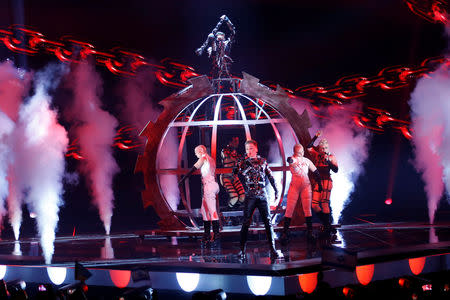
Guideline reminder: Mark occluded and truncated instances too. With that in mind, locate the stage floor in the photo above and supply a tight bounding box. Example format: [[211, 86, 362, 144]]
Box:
[[0, 222, 449, 296]]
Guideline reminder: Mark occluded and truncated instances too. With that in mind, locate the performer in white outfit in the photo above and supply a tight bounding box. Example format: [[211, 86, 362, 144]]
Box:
[[179, 145, 220, 247], [281, 144, 322, 244]]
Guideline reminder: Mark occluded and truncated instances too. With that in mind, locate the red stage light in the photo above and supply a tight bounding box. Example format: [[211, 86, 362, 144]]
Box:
[[385, 198, 393, 205], [356, 264, 374, 285]]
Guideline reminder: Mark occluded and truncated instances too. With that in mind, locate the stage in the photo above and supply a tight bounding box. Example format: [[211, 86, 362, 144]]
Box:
[[0, 222, 449, 298]]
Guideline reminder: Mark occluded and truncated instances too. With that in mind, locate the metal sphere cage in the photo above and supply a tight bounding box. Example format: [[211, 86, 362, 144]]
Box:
[[155, 92, 299, 228]]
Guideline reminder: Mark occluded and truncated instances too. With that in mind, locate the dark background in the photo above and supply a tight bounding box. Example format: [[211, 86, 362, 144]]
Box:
[[0, 0, 448, 237]]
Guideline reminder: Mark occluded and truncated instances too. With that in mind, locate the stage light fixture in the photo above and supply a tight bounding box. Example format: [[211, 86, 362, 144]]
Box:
[[385, 198, 392, 205], [58, 282, 88, 300], [118, 286, 154, 300], [192, 289, 227, 300], [6, 280, 27, 299]]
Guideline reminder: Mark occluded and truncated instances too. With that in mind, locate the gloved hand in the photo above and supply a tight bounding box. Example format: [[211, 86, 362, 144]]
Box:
[[287, 156, 293, 164], [195, 48, 203, 56]]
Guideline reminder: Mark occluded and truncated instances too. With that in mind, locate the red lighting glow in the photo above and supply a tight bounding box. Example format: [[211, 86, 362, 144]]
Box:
[[356, 264, 374, 285], [109, 270, 131, 288], [298, 272, 318, 294], [409, 256, 426, 275], [385, 198, 393, 205]]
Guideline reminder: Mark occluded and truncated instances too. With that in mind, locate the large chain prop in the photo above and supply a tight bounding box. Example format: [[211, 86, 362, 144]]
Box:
[[0, 25, 448, 150]]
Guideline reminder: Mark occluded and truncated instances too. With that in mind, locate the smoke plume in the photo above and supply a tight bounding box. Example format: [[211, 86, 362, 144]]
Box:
[[291, 100, 371, 223], [117, 68, 160, 130], [409, 63, 450, 223], [12, 64, 68, 263], [158, 128, 180, 211], [0, 60, 30, 238], [66, 61, 119, 234]]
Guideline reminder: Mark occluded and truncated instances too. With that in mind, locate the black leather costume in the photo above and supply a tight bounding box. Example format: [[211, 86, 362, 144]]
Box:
[[233, 155, 279, 258]]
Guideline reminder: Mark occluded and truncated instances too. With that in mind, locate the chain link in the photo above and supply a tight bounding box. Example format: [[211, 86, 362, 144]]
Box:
[[1, 25, 448, 141]]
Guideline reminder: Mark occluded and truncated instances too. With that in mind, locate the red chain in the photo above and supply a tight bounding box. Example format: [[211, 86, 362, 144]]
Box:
[[1, 25, 448, 145], [405, 0, 449, 24]]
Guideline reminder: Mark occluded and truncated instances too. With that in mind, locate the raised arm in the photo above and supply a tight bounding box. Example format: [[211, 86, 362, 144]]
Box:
[[195, 17, 226, 56], [307, 131, 321, 149]]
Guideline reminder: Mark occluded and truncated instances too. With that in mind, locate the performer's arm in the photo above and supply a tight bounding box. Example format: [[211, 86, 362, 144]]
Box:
[[326, 155, 338, 173], [196, 17, 225, 56], [178, 166, 197, 185], [265, 165, 279, 199], [307, 158, 318, 173], [306, 131, 321, 149], [312, 169, 323, 192], [223, 15, 235, 42], [287, 156, 294, 164]]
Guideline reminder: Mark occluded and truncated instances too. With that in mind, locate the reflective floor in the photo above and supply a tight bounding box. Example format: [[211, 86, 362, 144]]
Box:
[[0, 222, 449, 270]]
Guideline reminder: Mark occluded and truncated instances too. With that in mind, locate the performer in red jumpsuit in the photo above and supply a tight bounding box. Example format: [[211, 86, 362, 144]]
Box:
[[281, 144, 322, 244], [307, 132, 339, 234]]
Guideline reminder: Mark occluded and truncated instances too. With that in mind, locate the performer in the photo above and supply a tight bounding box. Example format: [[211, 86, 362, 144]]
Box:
[[307, 132, 339, 234], [196, 15, 235, 79], [233, 140, 279, 259], [220, 136, 245, 208], [281, 144, 322, 244], [178, 145, 220, 247]]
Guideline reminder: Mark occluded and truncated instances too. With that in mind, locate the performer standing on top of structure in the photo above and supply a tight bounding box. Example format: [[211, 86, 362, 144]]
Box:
[[307, 132, 339, 234], [178, 145, 220, 248], [234, 140, 279, 259], [281, 144, 322, 244], [220, 136, 245, 209], [195, 15, 235, 79]]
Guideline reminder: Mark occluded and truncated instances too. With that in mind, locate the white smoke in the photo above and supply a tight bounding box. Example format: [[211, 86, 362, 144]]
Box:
[[409, 63, 450, 224], [158, 128, 180, 210], [12, 64, 69, 263], [0, 112, 14, 229], [290, 99, 371, 223], [66, 61, 119, 234], [117, 68, 160, 130], [0, 60, 30, 239]]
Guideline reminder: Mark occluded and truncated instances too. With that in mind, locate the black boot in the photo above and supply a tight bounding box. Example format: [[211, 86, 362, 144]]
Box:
[[280, 217, 291, 246], [305, 216, 314, 241], [264, 221, 279, 259], [211, 220, 221, 248], [319, 212, 335, 234], [201, 221, 211, 248], [238, 223, 249, 258]]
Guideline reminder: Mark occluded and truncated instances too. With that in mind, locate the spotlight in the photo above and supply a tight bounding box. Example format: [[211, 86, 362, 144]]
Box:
[[192, 289, 227, 300], [36, 284, 56, 300], [6, 280, 27, 299], [385, 198, 392, 205]]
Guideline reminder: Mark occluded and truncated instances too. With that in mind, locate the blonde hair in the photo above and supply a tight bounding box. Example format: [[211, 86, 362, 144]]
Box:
[[195, 145, 207, 154], [319, 139, 328, 148]]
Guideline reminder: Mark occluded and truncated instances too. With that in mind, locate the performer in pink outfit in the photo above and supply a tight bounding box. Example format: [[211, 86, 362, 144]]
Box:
[[281, 144, 322, 244], [178, 145, 220, 247]]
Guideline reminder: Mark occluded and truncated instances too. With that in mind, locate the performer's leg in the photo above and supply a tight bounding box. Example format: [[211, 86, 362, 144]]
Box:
[[320, 180, 334, 233], [257, 196, 278, 258], [202, 220, 211, 248], [211, 220, 221, 248], [239, 195, 257, 255], [232, 177, 246, 204], [312, 182, 322, 213], [301, 185, 314, 239], [282, 180, 300, 244], [221, 175, 240, 208]]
